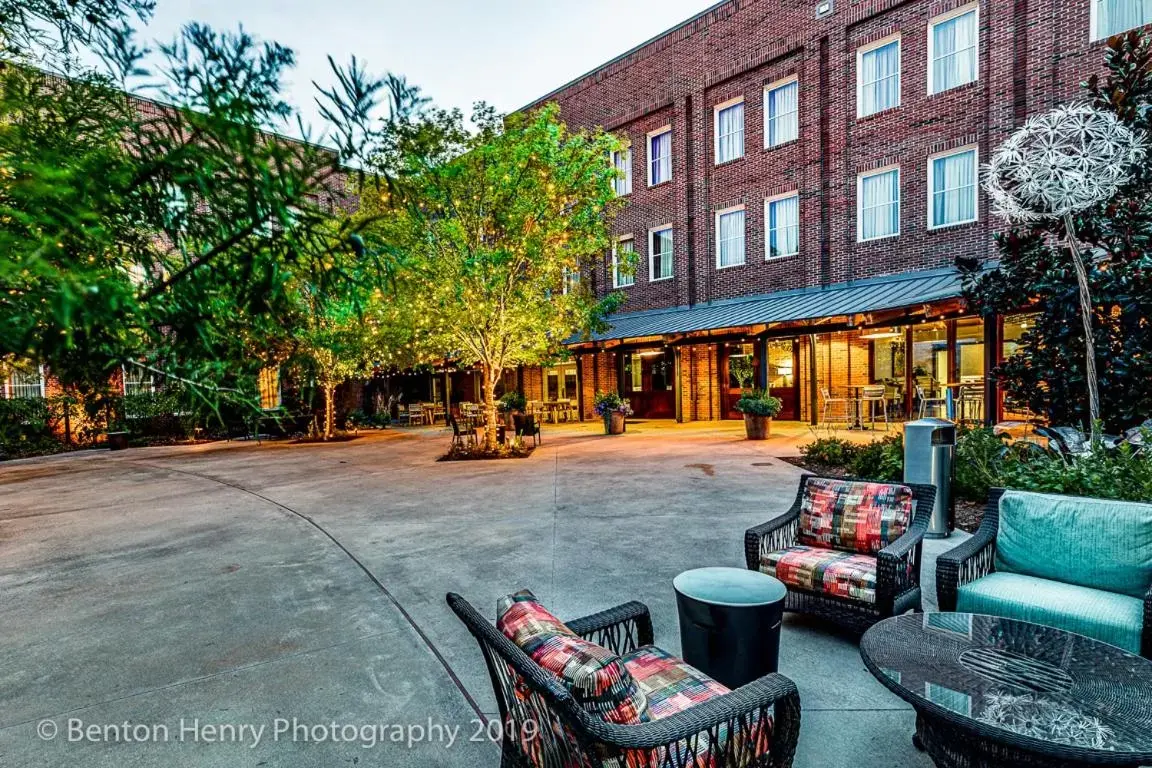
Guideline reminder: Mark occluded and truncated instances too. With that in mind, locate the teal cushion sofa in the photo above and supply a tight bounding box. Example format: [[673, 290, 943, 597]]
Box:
[[937, 488, 1152, 657]]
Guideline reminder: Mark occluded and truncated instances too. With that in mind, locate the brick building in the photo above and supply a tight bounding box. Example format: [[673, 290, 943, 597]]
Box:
[[510, 0, 1147, 426]]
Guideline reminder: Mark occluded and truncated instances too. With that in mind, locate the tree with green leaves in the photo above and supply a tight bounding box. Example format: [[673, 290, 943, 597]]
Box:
[[0, 0, 410, 415], [963, 31, 1152, 433], [361, 104, 624, 450]]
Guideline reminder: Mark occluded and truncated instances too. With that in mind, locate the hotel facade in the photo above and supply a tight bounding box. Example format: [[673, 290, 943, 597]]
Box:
[[509, 0, 1147, 425]]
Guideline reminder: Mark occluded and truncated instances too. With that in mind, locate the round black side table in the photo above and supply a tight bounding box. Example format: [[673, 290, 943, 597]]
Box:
[[673, 566, 787, 689]]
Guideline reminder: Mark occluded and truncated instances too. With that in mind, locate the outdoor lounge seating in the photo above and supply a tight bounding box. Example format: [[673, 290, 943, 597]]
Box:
[[448, 590, 801, 768], [937, 489, 1152, 657], [744, 476, 936, 633]]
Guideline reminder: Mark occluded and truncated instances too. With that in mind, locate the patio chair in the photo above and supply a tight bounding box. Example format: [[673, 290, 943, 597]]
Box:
[[958, 384, 984, 425], [745, 475, 936, 633], [513, 413, 541, 447], [859, 384, 888, 430], [818, 387, 852, 427], [447, 590, 801, 768], [448, 415, 475, 450], [937, 489, 1152, 658], [915, 384, 947, 419], [407, 403, 425, 426]]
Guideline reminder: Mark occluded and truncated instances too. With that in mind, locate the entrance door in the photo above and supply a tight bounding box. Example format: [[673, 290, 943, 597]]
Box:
[[622, 349, 675, 418], [765, 339, 799, 421], [722, 342, 759, 420]]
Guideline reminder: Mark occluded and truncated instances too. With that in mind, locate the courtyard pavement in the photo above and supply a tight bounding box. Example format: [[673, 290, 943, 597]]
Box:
[[0, 420, 965, 767]]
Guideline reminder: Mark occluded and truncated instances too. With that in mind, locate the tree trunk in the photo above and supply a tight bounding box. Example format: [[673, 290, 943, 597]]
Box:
[[481, 362, 500, 452], [1063, 214, 1101, 441], [323, 383, 336, 441]]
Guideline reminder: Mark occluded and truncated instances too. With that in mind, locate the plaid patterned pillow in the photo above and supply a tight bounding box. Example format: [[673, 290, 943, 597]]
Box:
[[497, 590, 649, 725], [798, 478, 913, 554]]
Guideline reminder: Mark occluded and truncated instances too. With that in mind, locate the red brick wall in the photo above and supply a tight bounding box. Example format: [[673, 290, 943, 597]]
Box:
[[530, 0, 1123, 313]]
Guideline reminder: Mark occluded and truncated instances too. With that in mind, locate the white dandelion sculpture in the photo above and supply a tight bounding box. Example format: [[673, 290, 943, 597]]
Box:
[[985, 103, 1145, 436]]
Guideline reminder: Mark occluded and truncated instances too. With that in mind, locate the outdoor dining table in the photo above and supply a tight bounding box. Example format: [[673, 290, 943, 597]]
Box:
[[540, 401, 567, 423], [844, 383, 875, 430]]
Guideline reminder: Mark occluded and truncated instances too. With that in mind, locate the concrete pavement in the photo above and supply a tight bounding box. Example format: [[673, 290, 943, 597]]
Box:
[[0, 420, 964, 767]]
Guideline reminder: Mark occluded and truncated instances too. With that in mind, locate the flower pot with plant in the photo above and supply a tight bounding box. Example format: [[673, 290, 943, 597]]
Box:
[[497, 391, 527, 428], [735, 389, 783, 440], [593, 391, 633, 435]]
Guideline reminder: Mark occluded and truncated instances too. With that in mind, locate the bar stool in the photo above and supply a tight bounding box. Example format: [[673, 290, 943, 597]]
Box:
[[860, 384, 889, 430]]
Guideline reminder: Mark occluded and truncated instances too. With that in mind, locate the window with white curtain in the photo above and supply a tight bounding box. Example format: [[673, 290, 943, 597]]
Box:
[[3, 366, 45, 399], [930, 7, 979, 94], [1093, 0, 1152, 39], [649, 226, 674, 281], [929, 148, 978, 228], [858, 167, 901, 241], [612, 148, 632, 196], [765, 79, 799, 147], [858, 37, 902, 118], [613, 238, 635, 288], [648, 128, 672, 185], [716, 207, 746, 267], [766, 194, 800, 259], [714, 99, 745, 164]]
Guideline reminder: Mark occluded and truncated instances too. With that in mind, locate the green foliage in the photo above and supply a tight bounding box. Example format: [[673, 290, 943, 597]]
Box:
[[801, 437, 860, 468], [953, 427, 1012, 502], [593, 391, 632, 417], [0, 0, 407, 408], [734, 390, 783, 418], [0, 397, 57, 458], [848, 435, 904, 482], [498, 391, 527, 413], [362, 103, 623, 448], [962, 32, 1152, 432]]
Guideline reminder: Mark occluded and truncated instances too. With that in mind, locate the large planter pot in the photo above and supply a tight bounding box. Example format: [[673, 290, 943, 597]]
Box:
[[743, 413, 771, 440], [604, 412, 627, 435]]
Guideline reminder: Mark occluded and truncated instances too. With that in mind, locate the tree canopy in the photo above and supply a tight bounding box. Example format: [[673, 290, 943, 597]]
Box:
[[358, 103, 624, 448]]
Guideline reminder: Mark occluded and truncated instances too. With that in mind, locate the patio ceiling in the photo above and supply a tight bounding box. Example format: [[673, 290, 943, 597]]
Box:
[[573, 267, 969, 345]]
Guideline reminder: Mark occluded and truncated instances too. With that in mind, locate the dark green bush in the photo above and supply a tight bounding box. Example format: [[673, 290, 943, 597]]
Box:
[[953, 427, 1010, 502], [800, 437, 860, 467], [0, 397, 61, 458], [848, 434, 904, 482]]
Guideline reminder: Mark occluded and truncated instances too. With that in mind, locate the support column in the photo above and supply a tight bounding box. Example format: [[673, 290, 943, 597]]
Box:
[[674, 346, 685, 423], [575, 354, 585, 421], [808, 334, 819, 426], [984, 316, 999, 426], [758, 337, 769, 391]]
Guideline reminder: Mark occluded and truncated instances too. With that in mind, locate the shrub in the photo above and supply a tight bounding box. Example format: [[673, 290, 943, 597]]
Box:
[[800, 437, 859, 468], [734, 389, 783, 418], [848, 434, 904, 482], [953, 427, 1011, 502]]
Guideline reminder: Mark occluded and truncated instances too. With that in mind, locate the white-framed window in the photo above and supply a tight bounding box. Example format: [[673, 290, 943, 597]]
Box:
[[765, 78, 799, 148], [929, 147, 979, 229], [1092, 0, 1152, 39], [858, 35, 902, 118], [648, 127, 672, 186], [561, 267, 580, 295], [649, 226, 674, 281], [765, 193, 800, 259], [122, 365, 155, 396], [612, 237, 636, 288], [715, 206, 746, 268], [612, 147, 632, 196], [3, 365, 45, 399], [714, 98, 745, 164], [929, 6, 979, 94], [858, 166, 901, 242]]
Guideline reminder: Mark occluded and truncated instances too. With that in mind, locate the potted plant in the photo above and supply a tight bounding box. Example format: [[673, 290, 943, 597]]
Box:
[[497, 391, 527, 427], [593, 391, 633, 435], [735, 389, 782, 440]]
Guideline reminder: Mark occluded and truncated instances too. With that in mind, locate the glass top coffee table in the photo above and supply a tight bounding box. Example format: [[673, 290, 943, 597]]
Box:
[[860, 613, 1152, 768]]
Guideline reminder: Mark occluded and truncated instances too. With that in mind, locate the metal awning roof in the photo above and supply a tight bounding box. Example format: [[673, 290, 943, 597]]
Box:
[[575, 267, 967, 344]]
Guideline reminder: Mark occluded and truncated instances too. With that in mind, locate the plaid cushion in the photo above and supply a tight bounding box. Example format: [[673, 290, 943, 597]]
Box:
[[797, 478, 913, 554], [761, 546, 878, 604], [497, 590, 648, 726], [622, 646, 773, 767]]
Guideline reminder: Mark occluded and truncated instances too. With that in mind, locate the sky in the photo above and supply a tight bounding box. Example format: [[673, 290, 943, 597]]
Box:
[[134, 0, 713, 135]]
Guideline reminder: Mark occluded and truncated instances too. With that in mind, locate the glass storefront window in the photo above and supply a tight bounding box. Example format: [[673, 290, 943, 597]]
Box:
[[766, 341, 795, 389], [545, 362, 578, 401], [912, 322, 949, 397], [1002, 313, 1036, 360], [625, 350, 673, 394], [955, 317, 985, 384], [727, 343, 755, 389]]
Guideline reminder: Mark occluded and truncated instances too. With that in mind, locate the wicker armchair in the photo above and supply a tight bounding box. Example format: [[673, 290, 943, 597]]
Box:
[[937, 488, 1152, 658], [447, 593, 801, 768], [744, 475, 937, 634]]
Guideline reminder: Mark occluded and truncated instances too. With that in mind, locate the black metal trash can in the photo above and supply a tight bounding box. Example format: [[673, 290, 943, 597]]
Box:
[[674, 567, 787, 689]]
